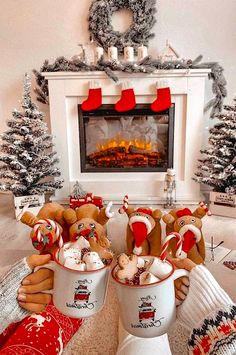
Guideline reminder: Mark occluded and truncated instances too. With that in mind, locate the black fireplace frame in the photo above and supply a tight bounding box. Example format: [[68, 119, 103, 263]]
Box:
[[78, 104, 175, 173]]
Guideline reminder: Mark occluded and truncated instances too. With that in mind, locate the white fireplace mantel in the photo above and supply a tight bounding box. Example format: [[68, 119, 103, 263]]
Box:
[[43, 69, 210, 204]]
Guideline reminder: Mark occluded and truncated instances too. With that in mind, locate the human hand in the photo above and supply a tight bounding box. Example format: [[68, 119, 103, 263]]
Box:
[[172, 258, 196, 303], [17, 254, 53, 313]]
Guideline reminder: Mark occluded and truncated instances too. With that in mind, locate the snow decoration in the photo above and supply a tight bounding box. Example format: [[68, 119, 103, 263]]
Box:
[[33, 55, 227, 119], [194, 97, 236, 192], [88, 0, 157, 53], [0, 73, 63, 196]]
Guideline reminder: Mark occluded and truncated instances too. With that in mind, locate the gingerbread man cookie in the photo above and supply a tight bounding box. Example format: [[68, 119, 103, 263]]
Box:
[[116, 254, 138, 280]]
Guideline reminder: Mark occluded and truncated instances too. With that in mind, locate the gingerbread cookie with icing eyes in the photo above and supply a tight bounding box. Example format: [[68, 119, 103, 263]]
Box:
[[116, 254, 138, 280]]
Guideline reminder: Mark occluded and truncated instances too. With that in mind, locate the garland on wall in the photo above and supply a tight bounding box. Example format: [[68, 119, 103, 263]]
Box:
[[33, 54, 227, 118], [88, 0, 157, 53]]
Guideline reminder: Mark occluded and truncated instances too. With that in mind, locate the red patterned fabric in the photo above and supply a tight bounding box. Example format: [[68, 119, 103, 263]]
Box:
[[0, 305, 82, 355]]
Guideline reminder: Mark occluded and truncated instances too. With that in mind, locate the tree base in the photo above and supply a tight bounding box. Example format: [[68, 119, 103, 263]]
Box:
[[210, 191, 236, 218], [13, 194, 45, 219]]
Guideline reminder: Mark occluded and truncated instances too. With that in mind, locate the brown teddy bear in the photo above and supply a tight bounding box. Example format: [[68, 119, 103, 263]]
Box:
[[119, 197, 162, 256], [162, 203, 210, 264], [63, 202, 114, 260], [116, 253, 138, 280]]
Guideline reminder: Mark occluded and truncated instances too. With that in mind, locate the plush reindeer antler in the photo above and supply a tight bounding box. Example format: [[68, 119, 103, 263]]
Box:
[[199, 201, 212, 216], [193, 202, 212, 219], [105, 201, 114, 218], [20, 211, 39, 228]]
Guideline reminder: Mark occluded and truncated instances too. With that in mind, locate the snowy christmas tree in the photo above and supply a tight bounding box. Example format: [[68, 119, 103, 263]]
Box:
[[70, 181, 86, 198], [194, 97, 236, 193], [0, 73, 63, 196]]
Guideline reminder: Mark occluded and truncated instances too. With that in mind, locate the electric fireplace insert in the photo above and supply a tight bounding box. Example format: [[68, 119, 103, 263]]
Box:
[[78, 104, 175, 173]]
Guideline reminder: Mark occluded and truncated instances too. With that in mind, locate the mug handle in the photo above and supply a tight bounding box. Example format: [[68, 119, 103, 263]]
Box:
[[172, 268, 189, 281], [171, 268, 190, 306], [33, 261, 56, 295]]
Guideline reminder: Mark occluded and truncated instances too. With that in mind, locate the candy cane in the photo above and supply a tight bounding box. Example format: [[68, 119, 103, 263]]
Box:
[[199, 201, 212, 216], [33, 219, 64, 248], [160, 232, 183, 261], [119, 195, 129, 214]]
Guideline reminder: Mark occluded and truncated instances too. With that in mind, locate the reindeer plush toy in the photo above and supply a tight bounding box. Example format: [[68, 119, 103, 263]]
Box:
[[20, 202, 67, 254], [119, 196, 162, 256], [63, 202, 114, 260], [162, 202, 211, 264], [20, 201, 114, 260]]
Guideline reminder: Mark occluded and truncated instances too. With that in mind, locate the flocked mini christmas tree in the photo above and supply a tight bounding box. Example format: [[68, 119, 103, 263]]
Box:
[[0, 73, 63, 196], [194, 97, 236, 193]]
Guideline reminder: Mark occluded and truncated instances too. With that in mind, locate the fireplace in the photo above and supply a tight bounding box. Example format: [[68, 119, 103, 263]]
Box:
[[43, 70, 210, 203], [79, 105, 175, 173]]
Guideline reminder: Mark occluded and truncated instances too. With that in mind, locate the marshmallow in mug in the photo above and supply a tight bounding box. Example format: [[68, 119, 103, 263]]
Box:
[[83, 251, 104, 270], [63, 247, 81, 260], [139, 271, 160, 285], [72, 236, 90, 250], [146, 257, 172, 279], [137, 257, 145, 268], [137, 257, 150, 269], [64, 257, 86, 271]]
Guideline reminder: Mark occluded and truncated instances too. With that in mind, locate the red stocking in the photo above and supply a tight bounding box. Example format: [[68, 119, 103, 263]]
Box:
[[115, 82, 136, 112], [81, 81, 102, 111], [151, 87, 171, 112]]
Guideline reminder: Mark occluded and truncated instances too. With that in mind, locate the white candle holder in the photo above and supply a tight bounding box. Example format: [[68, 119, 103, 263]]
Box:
[[108, 46, 118, 61], [124, 46, 134, 62], [138, 45, 148, 61], [94, 47, 104, 63]]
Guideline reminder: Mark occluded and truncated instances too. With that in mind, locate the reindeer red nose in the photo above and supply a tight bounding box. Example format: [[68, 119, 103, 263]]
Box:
[[182, 230, 196, 253], [77, 229, 98, 241], [132, 222, 148, 247]]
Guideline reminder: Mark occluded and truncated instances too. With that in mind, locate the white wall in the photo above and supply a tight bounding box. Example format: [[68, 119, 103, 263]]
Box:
[[1, 0, 236, 136]]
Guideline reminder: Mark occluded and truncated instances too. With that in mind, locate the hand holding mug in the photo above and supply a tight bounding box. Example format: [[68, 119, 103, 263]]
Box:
[[18, 254, 53, 313], [171, 258, 196, 303]]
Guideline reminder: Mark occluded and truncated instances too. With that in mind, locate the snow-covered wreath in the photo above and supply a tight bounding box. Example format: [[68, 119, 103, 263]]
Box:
[[88, 0, 157, 53]]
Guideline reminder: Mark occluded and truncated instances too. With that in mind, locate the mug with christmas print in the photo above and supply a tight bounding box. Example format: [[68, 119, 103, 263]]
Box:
[[112, 237, 189, 338], [35, 241, 113, 318]]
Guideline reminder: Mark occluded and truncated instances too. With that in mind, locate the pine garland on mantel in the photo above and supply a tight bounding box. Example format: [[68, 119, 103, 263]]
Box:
[[33, 54, 227, 118]]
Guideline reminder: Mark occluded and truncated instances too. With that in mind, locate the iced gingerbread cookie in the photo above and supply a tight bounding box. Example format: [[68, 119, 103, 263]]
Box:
[[116, 254, 138, 280]]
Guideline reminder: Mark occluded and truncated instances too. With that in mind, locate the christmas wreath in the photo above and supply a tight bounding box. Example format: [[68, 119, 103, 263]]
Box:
[[88, 0, 157, 53]]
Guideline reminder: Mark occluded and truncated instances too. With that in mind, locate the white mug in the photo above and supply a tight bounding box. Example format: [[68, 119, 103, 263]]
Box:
[[37, 243, 112, 318], [112, 257, 189, 338]]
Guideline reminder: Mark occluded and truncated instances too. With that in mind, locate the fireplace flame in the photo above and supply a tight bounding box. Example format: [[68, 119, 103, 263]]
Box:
[[97, 139, 155, 152]]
